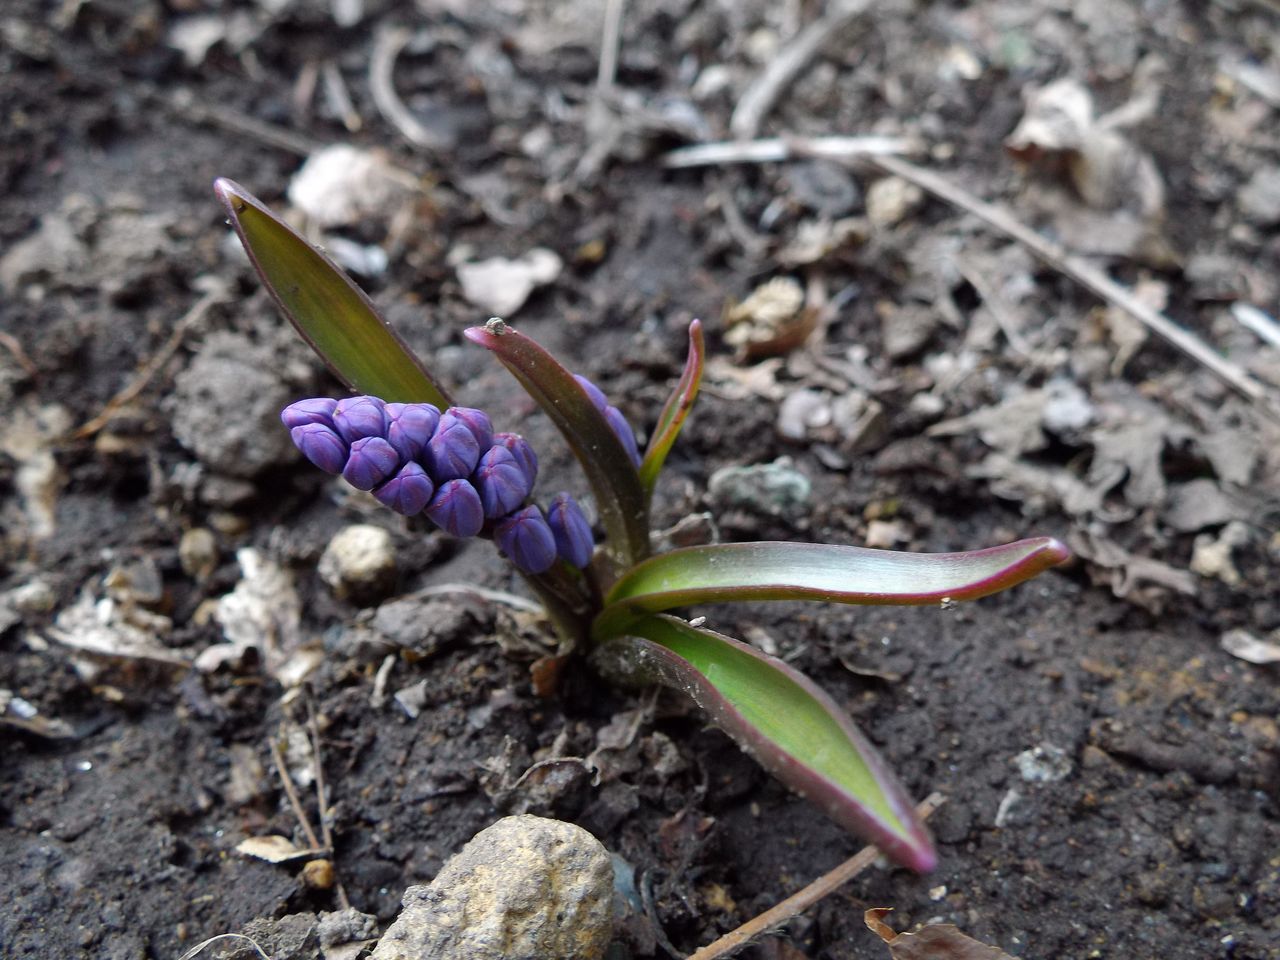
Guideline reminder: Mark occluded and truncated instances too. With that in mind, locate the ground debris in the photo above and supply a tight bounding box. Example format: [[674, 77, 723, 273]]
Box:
[[865, 908, 1014, 959]]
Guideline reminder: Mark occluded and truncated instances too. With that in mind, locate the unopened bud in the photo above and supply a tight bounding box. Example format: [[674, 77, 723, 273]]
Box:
[[373, 461, 434, 516], [343, 436, 400, 490], [547, 493, 593, 568], [426, 411, 482, 481], [290, 423, 348, 474], [333, 395, 389, 443], [282, 398, 338, 430], [492, 433, 538, 484], [385, 402, 440, 462], [449, 407, 494, 452], [494, 505, 557, 575], [473, 446, 533, 518], [426, 479, 485, 538]]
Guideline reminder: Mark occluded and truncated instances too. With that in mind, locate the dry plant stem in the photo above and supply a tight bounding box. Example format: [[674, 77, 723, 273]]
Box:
[[152, 87, 322, 157], [730, 0, 870, 140], [686, 792, 946, 960], [867, 154, 1275, 410], [596, 0, 626, 93], [371, 26, 446, 150], [1231, 302, 1280, 349], [176, 933, 270, 960], [412, 582, 544, 613], [74, 282, 231, 439], [662, 134, 919, 169], [0, 330, 38, 378], [307, 697, 351, 910], [269, 735, 322, 852], [321, 59, 363, 132]]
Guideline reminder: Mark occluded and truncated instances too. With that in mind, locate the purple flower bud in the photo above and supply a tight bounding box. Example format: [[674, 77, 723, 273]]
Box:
[[573, 374, 609, 412], [281, 398, 338, 430], [547, 493, 593, 568], [385, 402, 440, 463], [425, 411, 481, 481], [495, 505, 558, 575], [448, 407, 494, 452], [343, 436, 401, 491], [290, 423, 349, 474], [425, 479, 485, 538], [372, 461, 434, 516], [604, 406, 642, 467], [333, 395, 389, 444], [472, 446, 532, 518], [492, 432, 539, 484]]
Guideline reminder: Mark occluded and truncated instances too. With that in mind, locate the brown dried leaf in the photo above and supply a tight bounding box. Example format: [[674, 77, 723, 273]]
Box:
[[723, 277, 817, 359], [865, 909, 1014, 959]]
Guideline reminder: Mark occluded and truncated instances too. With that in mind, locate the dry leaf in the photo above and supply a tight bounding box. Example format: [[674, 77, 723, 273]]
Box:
[[723, 277, 817, 359], [456, 248, 562, 317], [865, 908, 1015, 959], [1220, 629, 1280, 665], [236, 835, 316, 863]]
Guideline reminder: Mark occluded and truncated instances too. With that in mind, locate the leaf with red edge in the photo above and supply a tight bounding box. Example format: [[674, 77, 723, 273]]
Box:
[[639, 319, 704, 500], [591, 614, 937, 872], [464, 321, 650, 568], [214, 178, 451, 407], [594, 537, 1070, 638]]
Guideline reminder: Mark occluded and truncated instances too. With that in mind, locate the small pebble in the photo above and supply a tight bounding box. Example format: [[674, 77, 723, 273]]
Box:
[[319, 525, 397, 604]]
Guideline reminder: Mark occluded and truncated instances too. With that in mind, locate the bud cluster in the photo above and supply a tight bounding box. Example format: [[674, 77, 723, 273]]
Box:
[[282, 395, 603, 575]]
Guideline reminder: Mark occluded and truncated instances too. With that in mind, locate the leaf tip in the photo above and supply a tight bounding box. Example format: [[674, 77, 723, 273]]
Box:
[[1036, 536, 1072, 567], [213, 177, 249, 213]]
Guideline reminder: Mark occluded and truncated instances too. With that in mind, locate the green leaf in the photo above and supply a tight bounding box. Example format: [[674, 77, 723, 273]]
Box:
[[595, 537, 1070, 638], [638, 319, 704, 500], [214, 178, 451, 407], [464, 321, 650, 569], [592, 615, 936, 872]]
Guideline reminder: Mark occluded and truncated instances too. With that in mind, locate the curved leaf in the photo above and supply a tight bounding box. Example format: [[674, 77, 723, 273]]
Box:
[[639, 319, 704, 500], [464, 322, 650, 567], [592, 615, 936, 872], [595, 537, 1070, 638], [214, 178, 451, 407]]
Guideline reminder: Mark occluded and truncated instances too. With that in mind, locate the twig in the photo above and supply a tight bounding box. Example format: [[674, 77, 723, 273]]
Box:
[[176, 933, 270, 960], [1231, 302, 1280, 349], [596, 0, 626, 94], [686, 792, 946, 960], [0, 330, 38, 378], [370, 26, 448, 151], [321, 59, 363, 133], [867, 154, 1276, 409], [950, 255, 1033, 357], [269, 735, 322, 852], [730, 0, 871, 141], [73, 281, 230, 439], [152, 87, 323, 157], [662, 134, 920, 169], [306, 696, 351, 910], [411, 582, 544, 613]]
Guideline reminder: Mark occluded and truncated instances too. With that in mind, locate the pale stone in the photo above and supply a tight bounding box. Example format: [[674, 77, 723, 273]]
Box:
[[371, 815, 613, 960]]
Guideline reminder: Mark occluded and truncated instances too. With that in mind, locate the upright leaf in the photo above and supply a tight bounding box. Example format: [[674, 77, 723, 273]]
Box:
[[214, 178, 451, 407], [595, 537, 1070, 637], [592, 614, 937, 872], [465, 322, 650, 568], [638, 319, 704, 500]]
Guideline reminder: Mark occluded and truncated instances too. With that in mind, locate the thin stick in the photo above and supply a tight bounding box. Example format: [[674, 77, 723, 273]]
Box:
[[662, 134, 920, 169], [867, 154, 1274, 409], [0, 330, 38, 378], [176, 933, 270, 960], [306, 696, 351, 910], [1231, 302, 1280, 350], [370, 26, 447, 151], [73, 282, 230, 439], [596, 0, 626, 94], [730, 0, 870, 141], [268, 735, 322, 853], [411, 582, 544, 613], [686, 793, 946, 960], [153, 87, 323, 157], [321, 59, 363, 133]]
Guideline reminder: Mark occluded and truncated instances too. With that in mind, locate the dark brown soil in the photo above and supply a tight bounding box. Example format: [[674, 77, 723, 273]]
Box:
[[2, 2, 1279, 959]]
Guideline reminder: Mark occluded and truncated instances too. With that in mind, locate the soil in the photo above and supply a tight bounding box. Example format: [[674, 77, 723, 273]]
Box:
[[2, 1, 1279, 959]]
